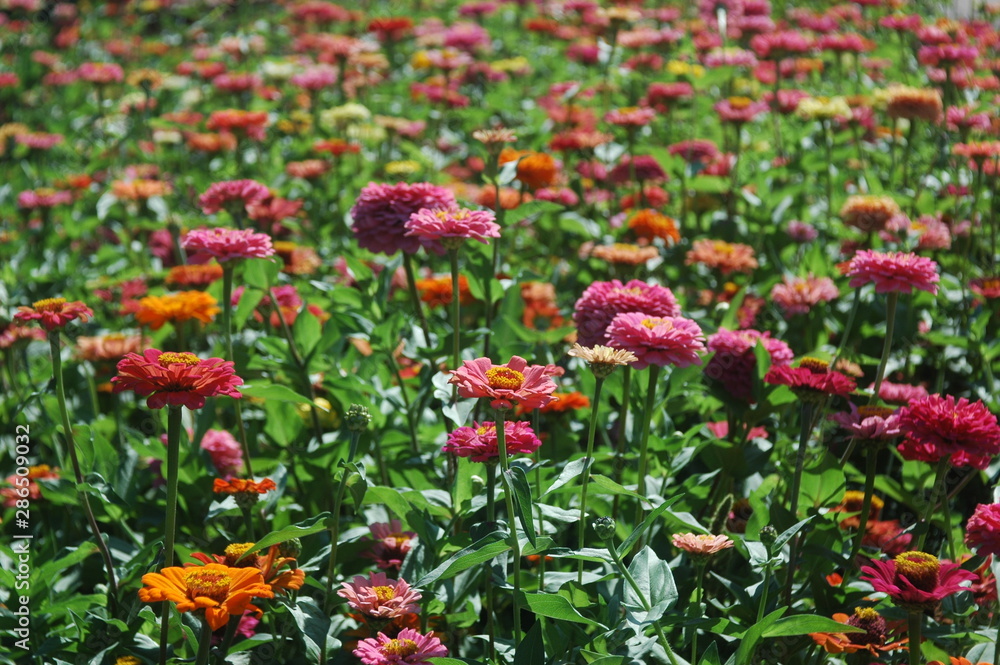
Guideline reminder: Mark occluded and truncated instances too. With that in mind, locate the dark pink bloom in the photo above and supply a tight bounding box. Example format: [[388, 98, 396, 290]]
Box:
[[351, 182, 457, 255], [764, 362, 856, 401], [843, 250, 940, 295], [704, 328, 794, 403], [449, 356, 558, 411], [353, 628, 447, 665], [362, 520, 417, 572], [714, 97, 769, 124], [15, 298, 93, 331], [606, 312, 705, 370], [749, 31, 813, 60], [897, 394, 1000, 469], [111, 349, 243, 410], [573, 279, 680, 348], [861, 551, 977, 612], [875, 380, 929, 405], [443, 421, 542, 462], [199, 180, 270, 215], [181, 227, 275, 263], [404, 207, 500, 248], [965, 503, 1000, 557], [668, 140, 720, 164]]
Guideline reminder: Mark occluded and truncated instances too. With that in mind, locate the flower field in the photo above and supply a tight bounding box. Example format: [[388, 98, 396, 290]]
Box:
[[3, 0, 1000, 664]]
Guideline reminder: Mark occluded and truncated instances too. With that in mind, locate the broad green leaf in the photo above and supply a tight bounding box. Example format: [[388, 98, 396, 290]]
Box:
[[762, 615, 864, 638], [240, 513, 332, 560], [416, 531, 511, 588], [288, 597, 336, 661], [519, 592, 604, 628], [727, 608, 786, 665], [505, 466, 537, 548], [623, 546, 677, 628], [513, 620, 545, 665]]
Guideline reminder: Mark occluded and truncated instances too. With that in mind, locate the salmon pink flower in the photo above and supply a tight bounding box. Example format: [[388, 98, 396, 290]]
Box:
[[831, 404, 902, 444], [443, 421, 542, 462], [844, 250, 939, 295], [182, 227, 276, 263], [770, 274, 839, 316], [606, 312, 705, 370], [362, 521, 417, 572], [861, 551, 977, 612], [15, 298, 93, 331], [449, 356, 558, 411], [353, 628, 447, 665], [965, 503, 1000, 557], [896, 394, 1000, 469], [111, 349, 243, 410], [338, 572, 422, 620], [672, 533, 735, 557]]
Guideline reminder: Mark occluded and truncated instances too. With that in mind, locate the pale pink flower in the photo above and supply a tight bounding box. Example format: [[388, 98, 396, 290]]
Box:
[[405, 207, 500, 249], [770, 275, 839, 316], [337, 572, 422, 619], [354, 628, 447, 665], [672, 533, 735, 556], [843, 250, 940, 295], [606, 312, 705, 370]]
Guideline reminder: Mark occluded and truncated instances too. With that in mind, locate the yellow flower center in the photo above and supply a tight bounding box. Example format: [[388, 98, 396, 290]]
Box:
[[475, 424, 494, 436], [893, 551, 940, 592], [728, 96, 753, 109], [383, 638, 419, 657], [799, 357, 829, 373], [184, 568, 232, 602], [372, 585, 396, 602], [158, 352, 201, 368], [32, 297, 67, 311], [485, 367, 525, 390], [224, 542, 258, 566], [714, 241, 735, 254], [853, 607, 880, 622], [614, 287, 643, 295], [641, 317, 673, 330]]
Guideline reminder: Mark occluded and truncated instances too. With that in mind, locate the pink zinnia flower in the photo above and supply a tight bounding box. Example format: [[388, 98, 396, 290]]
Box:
[[861, 551, 977, 612], [786, 220, 818, 242], [15, 297, 93, 331], [181, 227, 275, 263], [668, 139, 719, 164], [572, 279, 680, 348], [704, 328, 794, 403], [199, 429, 244, 476], [77, 62, 124, 84], [770, 274, 839, 316], [404, 207, 500, 249], [875, 380, 929, 405], [672, 533, 735, 556], [764, 359, 857, 402], [17, 189, 73, 209], [353, 628, 447, 665], [714, 97, 769, 124], [749, 31, 813, 60], [843, 250, 940, 295], [351, 182, 457, 255], [199, 180, 270, 215], [111, 349, 243, 410], [831, 404, 902, 442], [443, 421, 542, 462], [337, 572, 422, 619], [896, 394, 1000, 469], [449, 356, 558, 411], [606, 312, 705, 370], [362, 520, 417, 572], [965, 504, 1000, 558]]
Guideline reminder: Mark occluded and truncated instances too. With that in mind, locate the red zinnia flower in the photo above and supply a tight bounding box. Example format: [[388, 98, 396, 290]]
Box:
[[764, 358, 857, 402], [111, 349, 243, 410], [965, 503, 1000, 558], [15, 297, 93, 331], [861, 551, 977, 612], [443, 421, 542, 462], [897, 394, 1000, 469]]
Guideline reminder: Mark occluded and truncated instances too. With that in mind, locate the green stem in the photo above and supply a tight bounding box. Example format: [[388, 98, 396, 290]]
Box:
[[633, 366, 662, 531], [612, 366, 632, 520], [161, 405, 183, 665], [495, 409, 522, 645], [830, 289, 862, 374], [756, 564, 772, 622], [783, 401, 816, 605], [907, 611, 922, 665], [449, 248, 462, 419], [240, 506, 256, 541], [870, 292, 899, 404], [577, 377, 605, 584], [691, 561, 707, 663], [485, 461, 498, 663], [194, 618, 213, 665], [915, 458, 950, 551], [324, 429, 361, 613], [214, 614, 243, 665], [402, 253, 431, 343], [49, 333, 119, 610], [222, 265, 253, 477], [387, 353, 419, 455], [847, 449, 878, 565]]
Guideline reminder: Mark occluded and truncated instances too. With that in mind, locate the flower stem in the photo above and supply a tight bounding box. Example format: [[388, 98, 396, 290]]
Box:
[[691, 561, 707, 663], [495, 409, 522, 645], [402, 252, 431, 343], [485, 461, 498, 663], [578, 377, 605, 584], [915, 458, 950, 551], [324, 429, 361, 613], [783, 401, 816, 605], [240, 506, 256, 541], [870, 291, 899, 404], [830, 288, 862, 373], [449, 248, 462, 405], [847, 449, 878, 566], [756, 563, 772, 623], [161, 405, 183, 665], [222, 264, 253, 477], [907, 611, 922, 665], [194, 618, 213, 665], [633, 365, 662, 534], [612, 366, 632, 519], [49, 332, 119, 611]]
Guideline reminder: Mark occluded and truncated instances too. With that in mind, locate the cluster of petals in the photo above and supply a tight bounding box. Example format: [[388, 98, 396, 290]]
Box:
[[354, 628, 448, 665], [606, 312, 705, 371], [843, 250, 940, 295], [764, 363, 857, 401], [337, 571, 422, 619], [182, 227, 276, 263], [199, 180, 270, 215], [350, 181, 457, 255], [15, 298, 93, 331], [770, 275, 839, 316], [672, 533, 734, 556], [139, 563, 274, 631], [831, 403, 903, 442], [897, 394, 1000, 469], [404, 206, 500, 248], [704, 328, 793, 402], [965, 503, 1000, 557], [111, 349, 243, 410], [443, 421, 542, 462], [449, 356, 558, 411], [861, 551, 977, 612], [362, 520, 417, 571], [572, 279, 679, 347]]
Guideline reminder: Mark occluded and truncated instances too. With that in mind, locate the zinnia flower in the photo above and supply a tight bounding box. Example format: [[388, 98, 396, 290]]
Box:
[[704, 328, 794, 403], [897, 394, 1000, 469], [831, 404, 902, 444], [443, 421, 542, 462], [672, 533, 735, 557], [843, 250, 940, 295], [134, 291, 220, 330], [809, 608, 908, 655], [860, 551, 977, 611], [111, 349, 243, 409], [199, 180, 270, 215], [200, 429, 244, 476], [181, 227, 276, 263], [15, 298, 93, 331], [449, 356, 558, 411], [965, 503, 1000, 557], [404, 207, 500, 249], [685, 239, 758, 275], [138, 563, 274, 630], [362, 521, 417, 572], [353, 628, 447, 665], [572, 279, 680, 348], [338, 572, 422, 620], [770, 275, 839, 316], [764, 358, 857, 402], [840, 195, 903, 232], [606, 312, 705, 370], [351, 182, 457, 255], [567, 343, 638, 379]]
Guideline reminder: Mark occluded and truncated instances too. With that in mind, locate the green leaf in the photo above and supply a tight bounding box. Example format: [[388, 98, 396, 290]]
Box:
[[504, 466, 537, 548], [288, 597, 336, 661], [241, 383, 320, 406], [513, 620, 545, 665], [589, 474, 644, 499], [773, 517, 814, 552], [345, 461, 368, 509], [698, 641, 722, 665], [519, 592, 604, 628], [240, 513, 332, 560], [243, 257, 281, 289], [234, 287, 265, 328], [292, 308, 322, 360], [623, 546, 678, 628], [416, 531, 511, 588], [762, 615, 864, 638], [726, 609, 786, 665]]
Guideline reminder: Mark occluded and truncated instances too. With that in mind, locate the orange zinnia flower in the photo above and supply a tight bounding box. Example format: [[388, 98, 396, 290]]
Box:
[[190, 543, 305, 594], [416, 275, 474, 308], [213, 478, 277, 495], [165, 264, 224, 287], [516, 153, 558, 190], [134, 291, 220, 330], [138, 563, 274, 630], [627, 209, 680, 244]]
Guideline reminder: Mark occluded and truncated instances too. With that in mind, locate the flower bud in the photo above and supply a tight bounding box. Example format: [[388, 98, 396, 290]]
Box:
[[592, 516, 616, 541], [345, 404, 371, 431], [278, 537, 302, 559], [760, 525, 777, 554]]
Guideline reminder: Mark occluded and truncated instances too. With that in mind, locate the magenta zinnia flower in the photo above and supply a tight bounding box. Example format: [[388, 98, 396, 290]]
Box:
[[337, 572, 422, 620], [572, 279, 680, 348], [362, 520, 417, 572], [443, 421, 542, 462], [844, 250, 940, 295], [861, 551, 977, 612], [965, 504, 1000, 557], [896, 394, 1000, 469], [404, 207, 500, 249], [704, 328, 794, 403], [353, 628, 447, 665], [449, 356, 558, 411], [350, 182, 457, 255], [182, 227, 275, 263], [831, 404, 902, 443], [606, 312, 705, 370], [199, 180, 270, 216], [199, 429, 244, 476], [111, 349, 243, 410], [764, 359, 856, 402]]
